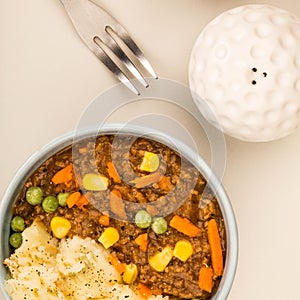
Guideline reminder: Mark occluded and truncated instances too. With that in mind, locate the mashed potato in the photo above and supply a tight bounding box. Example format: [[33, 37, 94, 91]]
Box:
[[4, 221, 168, 300]]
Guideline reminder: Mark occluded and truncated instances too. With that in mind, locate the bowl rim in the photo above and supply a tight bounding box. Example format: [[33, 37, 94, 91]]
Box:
[[0, 123, 238, 300]]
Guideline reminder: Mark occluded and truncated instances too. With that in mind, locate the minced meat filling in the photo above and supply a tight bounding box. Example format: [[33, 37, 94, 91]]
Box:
[[12, 135, 226, 299]]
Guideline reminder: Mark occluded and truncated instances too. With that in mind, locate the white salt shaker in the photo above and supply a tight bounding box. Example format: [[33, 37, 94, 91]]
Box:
[[189, 4, 300, 142]]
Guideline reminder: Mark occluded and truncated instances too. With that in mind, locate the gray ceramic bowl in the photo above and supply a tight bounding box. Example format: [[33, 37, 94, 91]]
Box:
[[0, 124, 238, 300]]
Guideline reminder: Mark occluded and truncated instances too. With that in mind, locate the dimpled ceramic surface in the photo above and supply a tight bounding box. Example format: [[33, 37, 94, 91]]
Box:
[[189, 4, 300, 142]]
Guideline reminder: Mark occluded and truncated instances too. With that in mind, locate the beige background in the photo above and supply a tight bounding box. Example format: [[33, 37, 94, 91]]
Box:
[[1, 0, 300, 299]]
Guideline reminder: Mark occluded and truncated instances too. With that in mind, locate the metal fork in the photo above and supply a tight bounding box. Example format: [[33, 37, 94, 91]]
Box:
[[60, 0, 158, 95]]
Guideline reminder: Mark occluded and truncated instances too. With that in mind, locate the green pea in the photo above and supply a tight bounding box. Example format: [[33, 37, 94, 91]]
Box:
[[134, 210, 152, 229], [57, 192, 70, 207], [42, 196, 59, 213], [10, 216, 25, 232], [151, 217, 168, 234], [9, 233, 22, 248], [26, 186, 43, 205]]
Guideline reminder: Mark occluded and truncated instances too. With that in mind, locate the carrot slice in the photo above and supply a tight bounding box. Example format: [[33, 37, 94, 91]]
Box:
[[132, 172, 161, 188], [169, 215, 201, 237], [108, 253, 126, 274], [158, 176, 171, 191], [99, 215, 110, 227], [110, 189, 127, 220], [199, 265, 213, 293], [134, 233, 149, 252], [107, 162, 121, 183], [52, 164, 74, 187], [66, 192, 88, 210], [66, 192, 81, 208], [138, 283, 152, 299], [76, 194, 89, 210], [207, 219, 224, 276]]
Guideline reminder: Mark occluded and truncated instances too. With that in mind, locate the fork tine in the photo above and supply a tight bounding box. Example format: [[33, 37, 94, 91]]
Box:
[[97, 31, 148, 88], [92, 42, 140, 95], [61, 0, 157, 94], [113, 25, 158, 79]]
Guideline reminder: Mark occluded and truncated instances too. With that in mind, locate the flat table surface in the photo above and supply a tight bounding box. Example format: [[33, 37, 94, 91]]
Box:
[[1, 0, 300, 299]]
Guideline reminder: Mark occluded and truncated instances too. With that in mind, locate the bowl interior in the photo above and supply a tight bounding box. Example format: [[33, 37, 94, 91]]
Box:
[[0, 124, 238, 300]]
